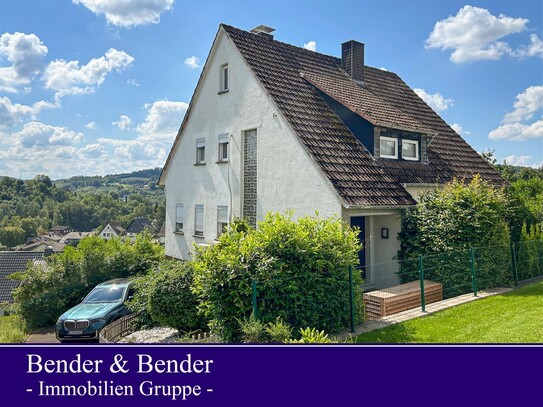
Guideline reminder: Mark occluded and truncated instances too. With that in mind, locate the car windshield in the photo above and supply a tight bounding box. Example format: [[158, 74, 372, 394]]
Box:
[[84, 286, 126, 303]]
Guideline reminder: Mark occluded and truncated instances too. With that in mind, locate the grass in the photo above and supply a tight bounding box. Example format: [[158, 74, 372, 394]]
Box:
[[0, 315, 27, 343], [356, 281, 543, 343]]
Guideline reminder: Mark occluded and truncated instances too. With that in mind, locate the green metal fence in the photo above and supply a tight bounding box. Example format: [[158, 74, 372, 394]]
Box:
[[250, 239, 543, 333]]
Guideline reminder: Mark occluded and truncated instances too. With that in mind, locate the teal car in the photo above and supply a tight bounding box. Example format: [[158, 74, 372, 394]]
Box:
[[55, 278, 134, 342]]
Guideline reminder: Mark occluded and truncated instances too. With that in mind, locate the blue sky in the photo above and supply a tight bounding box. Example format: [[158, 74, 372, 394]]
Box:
[[0, 0, 541, 179]]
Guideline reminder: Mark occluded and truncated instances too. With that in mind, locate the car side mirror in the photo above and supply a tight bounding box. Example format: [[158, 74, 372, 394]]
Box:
[[127, 295, 134, 301]]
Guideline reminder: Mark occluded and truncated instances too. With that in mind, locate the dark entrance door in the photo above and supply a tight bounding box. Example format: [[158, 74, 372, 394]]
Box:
[[350, 216, 366, 281]]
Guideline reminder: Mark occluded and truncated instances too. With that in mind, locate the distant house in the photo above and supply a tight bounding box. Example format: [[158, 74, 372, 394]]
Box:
[[60, 231, 93, 247], [49, 226, 75, 236], [126, 217, 153, 238], [0, 250, 50, 316], [98, 222, 126, 240]]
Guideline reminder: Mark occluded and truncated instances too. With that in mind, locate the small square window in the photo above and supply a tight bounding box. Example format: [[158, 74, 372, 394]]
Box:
[[175, 203, 184, 233], [220, 63, 229, 92], [402, 140, 419, 161], [218, 134, 229, 162], [196, 138, 205, 164], [194, 204, 204, 237], [217, 205, 228, 237], [380, 136, 398, 159]]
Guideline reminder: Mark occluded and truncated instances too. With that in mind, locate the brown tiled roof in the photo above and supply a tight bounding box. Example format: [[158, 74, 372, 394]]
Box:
[[0, 251, 45, 303], [222, 24, 504, 207]]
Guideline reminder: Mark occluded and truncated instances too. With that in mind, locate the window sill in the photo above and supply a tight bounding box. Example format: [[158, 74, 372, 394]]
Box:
[[215, 160, 229, 164], [193, 163, 206, 166], [192, 234, 205, 239], [173, 231, 184, 235], [217, 89, 229, 95]]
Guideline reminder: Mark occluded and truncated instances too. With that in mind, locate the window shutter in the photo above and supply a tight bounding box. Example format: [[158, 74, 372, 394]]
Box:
[[217, 206, 228, 223], [195, 205, 204, 232], [176, 204, 184, 223]]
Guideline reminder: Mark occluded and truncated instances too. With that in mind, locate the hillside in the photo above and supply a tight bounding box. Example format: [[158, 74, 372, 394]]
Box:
[[53, 168, 164, 201]]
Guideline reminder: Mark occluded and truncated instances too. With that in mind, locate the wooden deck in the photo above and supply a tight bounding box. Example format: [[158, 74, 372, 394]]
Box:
[[363, 280, 443, 321]]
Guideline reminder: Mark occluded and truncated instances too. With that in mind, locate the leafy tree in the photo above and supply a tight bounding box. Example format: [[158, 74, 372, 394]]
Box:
[[0, 226, 26, 247], [398, 177, 513, 296], [192, 213, 361, 342], [11, 233, 163, 329]]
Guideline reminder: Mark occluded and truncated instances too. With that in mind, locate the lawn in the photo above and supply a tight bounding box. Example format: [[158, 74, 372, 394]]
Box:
[[0, 315, 27, 343], [356, 281, 543, 343]]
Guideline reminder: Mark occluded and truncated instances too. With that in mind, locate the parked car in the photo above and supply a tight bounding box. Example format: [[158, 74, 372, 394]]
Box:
[[55, 278, 134, 342]]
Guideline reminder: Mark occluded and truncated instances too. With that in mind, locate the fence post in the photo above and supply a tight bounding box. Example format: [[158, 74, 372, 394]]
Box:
[[349, 266, 355, 333], [510, 242, 519, 286], [418, 255, 426, 312], [251, 279, 258, 320], [470, 247, 478, 297]]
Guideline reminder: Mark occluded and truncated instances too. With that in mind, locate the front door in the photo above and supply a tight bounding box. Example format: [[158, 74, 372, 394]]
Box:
[[350, 216, 366, 281]]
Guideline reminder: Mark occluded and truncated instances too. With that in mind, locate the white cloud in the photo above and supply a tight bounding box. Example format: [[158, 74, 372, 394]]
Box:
[[489, 86, 543, 141], [127, 78, 140, 86], [79, 143, 107, 158], [303, 41, 317, 52], [72, 0, 174, 27], [86, 121, 96, 129], [503, 155, 537, 167], [426, 6, 529, 63], [0, 96, 56, 128], [0, 32, 48, 92], [451, 123, 470, 135], [112, 114, 133, 130], [42, 48, 134, 100], [13, 121, 83, 148], [414, 88, 453, 112], [514, 34, 543, 59], [136, 99, 188, 141], [184, 56, 200, 69]]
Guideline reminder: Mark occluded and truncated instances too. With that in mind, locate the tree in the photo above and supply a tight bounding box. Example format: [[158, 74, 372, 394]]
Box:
[[398, 177, 513, 295], [0, 226, 26, 247], [11, 233, 164, 329]]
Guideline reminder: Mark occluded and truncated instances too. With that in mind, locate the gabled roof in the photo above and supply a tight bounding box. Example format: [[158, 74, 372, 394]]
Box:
[[126, 217, 152, 234], [103, 222, 126, 236], [161, 24, 504, 207], [221, 24, 504, 206], [0, 251, 45, 303]]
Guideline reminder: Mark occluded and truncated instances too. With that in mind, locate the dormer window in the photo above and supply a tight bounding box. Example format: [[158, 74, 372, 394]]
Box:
[[402, 139, 419, 161], [380, 136, 398, 159], [219, 63, 229, 92]]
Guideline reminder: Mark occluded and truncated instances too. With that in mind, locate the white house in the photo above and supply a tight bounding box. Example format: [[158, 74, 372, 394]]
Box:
[[158, 24, 503, 289], [98, 222, 126, 240]]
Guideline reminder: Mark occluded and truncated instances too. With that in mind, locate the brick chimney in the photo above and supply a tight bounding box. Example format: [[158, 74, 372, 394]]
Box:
[[342, 40, 365, 82]]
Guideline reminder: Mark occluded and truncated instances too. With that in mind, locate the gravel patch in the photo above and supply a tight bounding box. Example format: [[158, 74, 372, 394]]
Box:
[[119, 327, 179, 343]]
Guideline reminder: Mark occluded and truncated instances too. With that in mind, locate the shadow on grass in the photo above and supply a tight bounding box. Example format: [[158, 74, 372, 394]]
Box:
[[355, 321, 417, 344]]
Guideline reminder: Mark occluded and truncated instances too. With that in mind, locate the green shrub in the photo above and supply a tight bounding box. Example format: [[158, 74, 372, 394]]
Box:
[[147, 261, 207, 332], [11, 233, 163, 329], [192, 212, 361, 342], [239, 314, 266, 343], [265, 317, 292, 343], [398, 177, 513, 297], [0, 315, 27, 343], [288, 327, 334, 344]]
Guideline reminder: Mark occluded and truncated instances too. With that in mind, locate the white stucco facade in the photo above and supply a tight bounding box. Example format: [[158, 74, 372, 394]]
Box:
[[162, 30, 341, 260]]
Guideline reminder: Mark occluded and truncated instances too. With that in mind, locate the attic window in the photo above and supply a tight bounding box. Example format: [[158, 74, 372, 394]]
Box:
[[219, 63, 229, 93], [402, 139, 419, 161], [380, 136, 398, 159], [175, 203, 184, 233], [217, 133, 229, 162]]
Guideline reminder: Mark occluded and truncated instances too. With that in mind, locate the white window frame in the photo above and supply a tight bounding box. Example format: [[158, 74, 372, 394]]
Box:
[[220, 63, 229, 92], [402, 139, 419, 161], [217, 205, 229, 237], [194, 204, 204, 237], [217, 134, 229, 162], [380, 136, 398, 159], [175, 203, 184, 233], [196, 138, 206, 164]]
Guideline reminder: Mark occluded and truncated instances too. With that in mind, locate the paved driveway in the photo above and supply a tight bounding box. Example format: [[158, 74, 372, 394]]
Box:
[[25, 327, 59, 343]]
